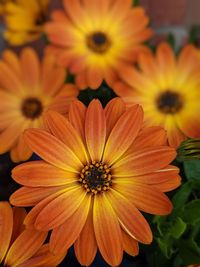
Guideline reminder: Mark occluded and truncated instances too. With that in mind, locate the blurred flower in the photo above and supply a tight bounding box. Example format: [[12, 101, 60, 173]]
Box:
[[10, 98, 180, 267], [45, 0, 153, 90], [0, 201, 65, 266], [0, 0, 12, 14], [188, 265, 200, 267], [3, 0, 49, 45], [0, 48, 78, 162], [114, 43, 200, 148]]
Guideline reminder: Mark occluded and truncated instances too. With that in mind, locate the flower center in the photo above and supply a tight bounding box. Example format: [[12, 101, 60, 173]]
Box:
[[79, 161, 112, 194], [21, 97, 43, 119], [86, 31, 111, 54], [156, 90, 183, 114]]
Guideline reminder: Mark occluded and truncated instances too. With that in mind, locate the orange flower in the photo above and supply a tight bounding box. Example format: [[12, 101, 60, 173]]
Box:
[[0, 48, 78, 162], [114, 43, 200, 148], [0, 201, 65, 266], [10, 98, 180, 267], [45, 0, 153, 90]]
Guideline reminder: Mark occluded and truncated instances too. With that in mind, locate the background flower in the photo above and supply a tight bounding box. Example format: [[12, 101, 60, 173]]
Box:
[[10, 98, 180, 266], [0, 47, 78, 162], [0, 201, 64, 267], [114, 43, 200, 148], [3, 0, 49, 45], [45, 0, 153, 90]]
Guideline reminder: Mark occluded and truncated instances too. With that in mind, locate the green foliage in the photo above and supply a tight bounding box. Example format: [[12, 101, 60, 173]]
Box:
[[133, 0, 140, 6], [144, 157, 200, 267]]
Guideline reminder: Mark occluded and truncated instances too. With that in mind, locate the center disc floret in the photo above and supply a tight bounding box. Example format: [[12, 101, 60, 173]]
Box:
[[79, 161, 112, 194]]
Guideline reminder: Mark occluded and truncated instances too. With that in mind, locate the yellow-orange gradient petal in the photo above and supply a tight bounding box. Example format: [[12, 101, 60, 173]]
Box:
[[12, 160, 77, 187], [0, 202, 13, 263], [74, 205, 97, 266], [43, 111, 89, 163], [50, 194, 91, 254], [113, 146, 176, 177], [103, 105, 143, 165], [85, 99, 106, 161], [34, 186, 86, 230], [4, 229, 47, 267], [93, 194, 123, 267], [24, 128, 82, 172], [107, 190, 152, 244]]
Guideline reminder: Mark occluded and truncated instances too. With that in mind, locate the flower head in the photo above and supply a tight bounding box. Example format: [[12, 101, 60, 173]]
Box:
[[10, 98, 180, 267], [0, 47, 78, 162], [3, 0, 49, 45], [114, 43, 200, 148], [0, 201, 64, 266], [45, 0, 153, 89]]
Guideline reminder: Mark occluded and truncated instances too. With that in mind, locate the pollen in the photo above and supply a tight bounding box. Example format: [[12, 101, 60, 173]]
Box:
[[156, 90, 183, 114], [79, 161, 112, 194], [21, 97, 43, 119]]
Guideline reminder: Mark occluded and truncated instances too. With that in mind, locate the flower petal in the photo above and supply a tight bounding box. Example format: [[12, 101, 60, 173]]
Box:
[[50, 194, 91, 254], [68, 100, 86, 140], [5, 229, 47, 267], [104, 97, 126, 137], [122, 230, 139, 256], [103, 105, 143, 165], [24, 128, 82, 172], [85, 99, 106, 161], [74, 204, 97, 266], [35, 186, 86, 230], [10, 207, 27, 245], [107, 190, 152, 244], [93, 194, 123, 266], [114, 182, 173, 215], [113, 146, 176, 177], [0, 202, 13, 262], [43, 111, 89, 163]]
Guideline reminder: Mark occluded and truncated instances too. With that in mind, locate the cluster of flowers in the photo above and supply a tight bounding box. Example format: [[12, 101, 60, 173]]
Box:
[[0, 0, 199, 266]]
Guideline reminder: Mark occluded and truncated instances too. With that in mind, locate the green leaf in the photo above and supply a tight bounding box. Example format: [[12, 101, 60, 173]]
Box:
[[170, 217, 187, 239], [133, 0, 140, 6], [183, 159, 200, 180], [178, 239, 200, 266], [182, 199, 200, 224], [156, 237, 175, 259]]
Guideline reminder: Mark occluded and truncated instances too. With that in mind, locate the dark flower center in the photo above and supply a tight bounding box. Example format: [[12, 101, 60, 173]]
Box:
[[79, 161, 112, 194], [156, 90, 183, 114], [86, 31, 111, 54], [21, 97, 43, 119], [35, 12, 46, 26]]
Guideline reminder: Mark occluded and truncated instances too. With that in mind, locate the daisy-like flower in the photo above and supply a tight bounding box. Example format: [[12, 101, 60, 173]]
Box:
[[3, 0, 49, 45], [10, 98, 180, 267], [0, 47, 78, 162], [114, 43, 200, 148], [0, 201, 65, 267], [45, 0, 153, 90]]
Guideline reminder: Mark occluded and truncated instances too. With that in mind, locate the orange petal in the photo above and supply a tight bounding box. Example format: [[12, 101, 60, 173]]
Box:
[[0, 202, 13, 262], [18, 244, 65, 267], [74, 204, 97, 266], [15, 133, 33, 162], [24, 189, 68, 227], [43, 111, 89, 163], [103, 105, 143, 165], [153, 175, 181, 192], [85, 99, 106, 161], [10, 207, 27, 245], [107, 190, 152, 244], [104, 97, 126, 137], [34, 186, 86, 230], [5, 229, 47, 267], [130, 126, 167, 152], [113, 146, 176, 177], [10, 185, 67, 207], [50, 194, 91, 254], [93, 194, 123, 266], [115, 182, 173, 215], [20, 48, 40, 89], [24, 128, 82, 172], [75, 71, 88, 90], [68, 100, 86, 140], [2, 50, 21, 77], [122, 230, 139, 256], [87, 66, 103, 89], [12, 160, 77, 187]]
